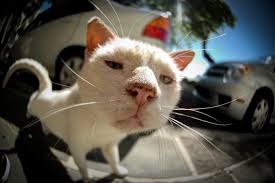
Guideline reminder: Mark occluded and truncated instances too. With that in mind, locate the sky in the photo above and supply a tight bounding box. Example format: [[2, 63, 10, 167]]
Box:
[[183, 0, 275, 78]]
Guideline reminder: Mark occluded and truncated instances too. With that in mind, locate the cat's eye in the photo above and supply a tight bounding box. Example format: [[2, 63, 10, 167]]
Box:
[[105, 60, 123, 70], [160, 75, 174, 84]]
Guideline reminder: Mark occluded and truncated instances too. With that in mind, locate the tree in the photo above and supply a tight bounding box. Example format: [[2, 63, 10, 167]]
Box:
[[116, 0, 236, 64], [181, 0, 236, 64]]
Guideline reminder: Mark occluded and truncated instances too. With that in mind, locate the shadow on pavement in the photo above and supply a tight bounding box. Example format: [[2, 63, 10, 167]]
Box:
[[12, 122, 74, 183], [5, 118, 136, 183]]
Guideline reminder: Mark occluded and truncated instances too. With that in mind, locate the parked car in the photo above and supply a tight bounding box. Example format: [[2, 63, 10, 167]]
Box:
[[193, 56, 275, 132], [0, 0, 43, 72], [10, 0, 170, 86]]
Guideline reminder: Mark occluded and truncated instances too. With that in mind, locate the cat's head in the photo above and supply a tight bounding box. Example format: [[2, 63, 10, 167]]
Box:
[[78, 17, 194, 134]]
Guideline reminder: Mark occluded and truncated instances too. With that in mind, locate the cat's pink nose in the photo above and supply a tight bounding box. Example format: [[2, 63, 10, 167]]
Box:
[[127, 85, 156, 106]]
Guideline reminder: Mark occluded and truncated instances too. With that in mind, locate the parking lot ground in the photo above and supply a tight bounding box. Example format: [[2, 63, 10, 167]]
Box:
[[0, 78, 275, 183]]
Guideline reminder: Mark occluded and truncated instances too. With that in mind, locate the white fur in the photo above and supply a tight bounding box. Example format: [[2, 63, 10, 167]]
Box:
[[4, 38, 183, 182]]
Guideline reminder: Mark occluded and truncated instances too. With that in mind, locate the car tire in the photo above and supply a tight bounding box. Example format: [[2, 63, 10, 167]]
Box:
[[55, 47, 85, 88], [243, 94, 273, 133]]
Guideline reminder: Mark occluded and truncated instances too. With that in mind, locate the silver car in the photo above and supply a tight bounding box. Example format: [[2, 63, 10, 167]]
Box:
[[11, 0, 170, 86], [193, 56, 275, 132]]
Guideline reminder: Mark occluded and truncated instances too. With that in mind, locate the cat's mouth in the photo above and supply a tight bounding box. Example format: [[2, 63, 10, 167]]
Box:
[[113, 113, 144, 131], [128, 115, 144, 127]]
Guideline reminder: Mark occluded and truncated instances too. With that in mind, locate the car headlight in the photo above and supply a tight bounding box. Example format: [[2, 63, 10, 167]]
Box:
[[223, 65, 252, 82]]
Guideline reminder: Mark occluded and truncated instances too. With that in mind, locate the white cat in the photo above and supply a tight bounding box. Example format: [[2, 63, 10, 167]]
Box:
[[3, 17, 195, 182]]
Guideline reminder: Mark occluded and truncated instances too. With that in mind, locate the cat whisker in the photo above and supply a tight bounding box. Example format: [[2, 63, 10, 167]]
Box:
[[171, 118, 213, 143], [51, 81, 71, 88], [156, 129, 164, 176], [163, 95, 245, 111], [193, 48, 214, 51], [60, 58, 104, 92], [160, 127, 169, 175], [161, 125, 188, 172], [164, 115, 210, 141], [161, 114, 232, 159], [162, 126, 184, 174], [127, 12, 156, 38], [171, 111, 232, 126], [23, 100, 118, 130], [177, 122, 231, 160], [51, 138, 61, 150], [165, 117, 218, 168], [87, 0, 119, 36], [173, 107, 222, 124], [176, 31, 192, 46], [163, 130, 214, 169], [199, 33, 226, 44], [105, 0, 124, 37]]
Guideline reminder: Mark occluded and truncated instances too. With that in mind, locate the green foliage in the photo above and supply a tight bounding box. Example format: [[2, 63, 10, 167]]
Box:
[[116, 0, 236, 48], [182, 0, 236, 40]]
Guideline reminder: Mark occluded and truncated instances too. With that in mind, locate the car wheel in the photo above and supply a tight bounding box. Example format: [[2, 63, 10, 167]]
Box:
[[55, 47, 84, 87], [244, 95, 273, 133]]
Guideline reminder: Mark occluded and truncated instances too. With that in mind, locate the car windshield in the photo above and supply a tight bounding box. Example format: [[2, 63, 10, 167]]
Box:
[[26, 0, 95, 32]]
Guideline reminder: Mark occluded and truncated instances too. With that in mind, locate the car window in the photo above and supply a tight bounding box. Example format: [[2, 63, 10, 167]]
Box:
[[26, 0, 95, 32]]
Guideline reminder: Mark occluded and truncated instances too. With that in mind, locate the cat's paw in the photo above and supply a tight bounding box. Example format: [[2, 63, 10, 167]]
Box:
[[114, 165, 128, 177]]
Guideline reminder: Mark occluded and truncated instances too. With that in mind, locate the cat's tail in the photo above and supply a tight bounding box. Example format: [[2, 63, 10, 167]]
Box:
[[2, 58, 52, 92]]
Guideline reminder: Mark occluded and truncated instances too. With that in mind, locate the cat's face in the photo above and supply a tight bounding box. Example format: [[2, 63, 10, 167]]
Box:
[[78, 17, 194, 134]]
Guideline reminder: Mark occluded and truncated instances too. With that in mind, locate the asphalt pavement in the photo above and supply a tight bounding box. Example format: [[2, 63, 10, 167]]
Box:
[[0, 75, 275, 183]]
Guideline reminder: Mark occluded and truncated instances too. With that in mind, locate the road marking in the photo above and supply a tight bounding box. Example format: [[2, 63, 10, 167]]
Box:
[[173, 136, 198, 176], [228, 172, 241, 183], [152, 127, 199, 175], [51, 141, 275, 183], [159, 128, 198, 175]]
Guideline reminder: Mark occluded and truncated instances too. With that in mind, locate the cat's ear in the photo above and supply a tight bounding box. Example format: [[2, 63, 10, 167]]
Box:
[[170, 50, 195, 71], [86, 17, 117, 53]]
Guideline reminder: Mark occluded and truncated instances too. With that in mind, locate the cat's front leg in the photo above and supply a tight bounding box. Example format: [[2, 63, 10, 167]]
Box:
[[102, 143, 128, 177], [69, 145, 91, 183]]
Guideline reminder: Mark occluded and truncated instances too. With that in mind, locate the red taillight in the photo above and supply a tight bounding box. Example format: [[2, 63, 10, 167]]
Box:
[[143, 16, 169, 43]]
